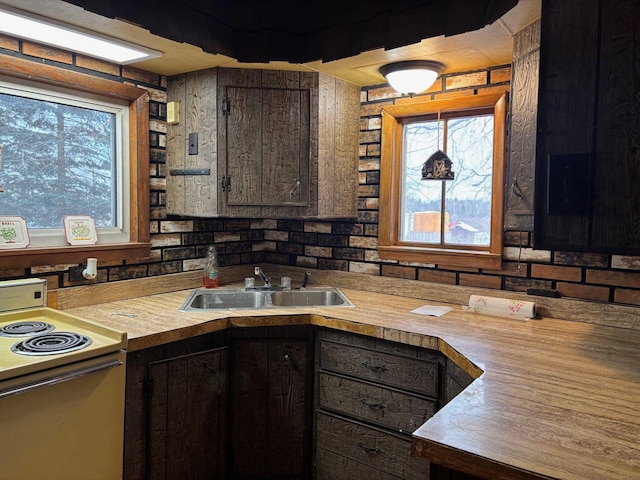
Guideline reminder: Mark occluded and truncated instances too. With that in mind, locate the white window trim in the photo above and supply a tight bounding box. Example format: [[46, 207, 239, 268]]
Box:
[[0, 77, 131, 247]]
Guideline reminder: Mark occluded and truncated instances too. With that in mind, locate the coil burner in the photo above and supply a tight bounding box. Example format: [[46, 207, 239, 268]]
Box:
[[0, 321, 55, 338], [11, 332, 93, 356]]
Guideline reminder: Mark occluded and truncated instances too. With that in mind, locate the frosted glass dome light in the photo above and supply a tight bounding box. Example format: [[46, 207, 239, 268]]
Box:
[[379, 60, 446, 96]]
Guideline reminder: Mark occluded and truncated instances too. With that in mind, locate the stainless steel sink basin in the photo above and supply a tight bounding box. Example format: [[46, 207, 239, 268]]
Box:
[[270, 289, 350, 307], [182, 289, 269, 310], [179, 287, 353, 312]]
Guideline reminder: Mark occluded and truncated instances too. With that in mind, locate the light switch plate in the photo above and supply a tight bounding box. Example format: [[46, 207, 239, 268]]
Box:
[[188, 132, 198, 155]]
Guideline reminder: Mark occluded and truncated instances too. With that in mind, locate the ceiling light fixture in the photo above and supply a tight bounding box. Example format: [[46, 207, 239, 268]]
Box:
[[379, 60, 446, 96], [0, 6, 161, 64]]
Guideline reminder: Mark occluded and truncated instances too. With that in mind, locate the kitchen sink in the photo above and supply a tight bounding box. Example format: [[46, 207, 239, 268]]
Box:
[[184, 289, 270, 310], [269, 289, 349, 307], [179, 287, 353, 312]]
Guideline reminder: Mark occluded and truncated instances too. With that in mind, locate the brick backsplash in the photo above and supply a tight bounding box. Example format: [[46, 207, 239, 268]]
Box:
[[2, 40, 640, 311]]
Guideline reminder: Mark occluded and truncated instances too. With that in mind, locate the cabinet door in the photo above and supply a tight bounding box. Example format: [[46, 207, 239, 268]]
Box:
[[147, 347, 228, 480], [230, 334, 311, 478], [534, 0, 640, 252], [224, 86, 310, 207]]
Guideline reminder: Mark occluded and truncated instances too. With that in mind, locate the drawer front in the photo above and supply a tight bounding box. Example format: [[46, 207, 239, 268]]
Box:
[[315, 412, 430, 480], [319, 340, 438, 397], [318, 372, 436, 434]]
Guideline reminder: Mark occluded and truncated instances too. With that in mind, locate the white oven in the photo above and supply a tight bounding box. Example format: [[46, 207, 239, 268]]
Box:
[[0, 279, 127, 480]]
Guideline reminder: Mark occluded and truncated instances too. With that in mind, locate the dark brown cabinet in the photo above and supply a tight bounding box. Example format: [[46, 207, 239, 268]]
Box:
[[148, 347, 228, 479], [534, 0, 640, 252], [313, 329, 442, 480], [124, 325, 474, 480], [228, 326, 313, 479], [123, 332, 228, 480]]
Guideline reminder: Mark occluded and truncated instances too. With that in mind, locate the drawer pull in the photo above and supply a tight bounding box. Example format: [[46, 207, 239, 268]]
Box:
[[358, 442, 381, 454], [362, 361, 386, 372], [360, 398, 386, 409]]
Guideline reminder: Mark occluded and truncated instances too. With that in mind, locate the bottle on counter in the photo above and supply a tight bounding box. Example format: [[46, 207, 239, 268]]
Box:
[[202, 244, 219, 288]]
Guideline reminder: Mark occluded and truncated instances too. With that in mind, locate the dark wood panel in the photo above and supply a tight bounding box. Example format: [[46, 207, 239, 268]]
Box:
[[534, 0, 599, 248], [590, 0, 640, 249], [318, 372, 436, 434], [534, 0, 640, 253], [229, 339, 269, 476], [124, 346, 165, 480], [229, 325, 312, 478], [266, 339, 310, 476], [319, 339, 439, 397], [315, 412, 430, 480], [225, 86, 264, 206], [148, 347, 228, 480]]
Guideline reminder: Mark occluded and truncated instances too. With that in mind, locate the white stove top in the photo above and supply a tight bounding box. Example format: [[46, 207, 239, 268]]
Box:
[[0, 279, 126, 381]]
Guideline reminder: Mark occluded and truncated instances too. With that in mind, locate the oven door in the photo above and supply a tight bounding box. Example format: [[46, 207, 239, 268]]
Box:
[[0, 350, 126, 480]]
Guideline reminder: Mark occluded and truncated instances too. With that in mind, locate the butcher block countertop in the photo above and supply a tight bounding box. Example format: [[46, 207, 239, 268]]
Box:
[[58, 267, 640, 480]]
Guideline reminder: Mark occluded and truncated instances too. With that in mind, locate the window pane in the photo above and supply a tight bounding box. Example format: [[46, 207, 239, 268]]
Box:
[[445, 115, 493, 246], [0, 93, 116, 229], [401, 120, 444, 242]]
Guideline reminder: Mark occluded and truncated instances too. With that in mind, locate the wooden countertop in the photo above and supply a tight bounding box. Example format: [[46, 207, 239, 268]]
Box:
[[62, 277, 640, 480]]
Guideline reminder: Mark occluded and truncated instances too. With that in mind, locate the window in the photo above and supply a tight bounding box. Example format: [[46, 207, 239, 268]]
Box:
[[0, 55, 150, 268], [0, 78, 129, 246], [378, 92, 507, 269]]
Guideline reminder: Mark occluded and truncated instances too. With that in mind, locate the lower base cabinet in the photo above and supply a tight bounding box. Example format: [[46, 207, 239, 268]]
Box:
[[228, 326, 313, 479], [123, 325, 474, 480], [315, 411, 430, 480], [312, 328, 445, 480]]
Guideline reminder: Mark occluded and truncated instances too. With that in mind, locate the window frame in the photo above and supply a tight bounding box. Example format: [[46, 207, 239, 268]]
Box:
[[378, 92, 507, 269], [0, 55, 150, 269]]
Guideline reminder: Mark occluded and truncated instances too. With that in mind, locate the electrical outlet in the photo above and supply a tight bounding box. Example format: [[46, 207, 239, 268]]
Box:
[[69, 265, 86, 282]]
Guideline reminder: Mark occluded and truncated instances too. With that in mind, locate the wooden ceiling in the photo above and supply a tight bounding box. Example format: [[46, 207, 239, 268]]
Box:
[[60, 0, 519, 64], [1, 1, 541, 84]]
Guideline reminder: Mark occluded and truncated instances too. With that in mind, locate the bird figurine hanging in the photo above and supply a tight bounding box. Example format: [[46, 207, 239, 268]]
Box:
[[422, 149, 454, 180]]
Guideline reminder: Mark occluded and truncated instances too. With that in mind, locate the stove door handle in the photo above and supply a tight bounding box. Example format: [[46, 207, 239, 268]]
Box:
[[0, 357, 123, 399]]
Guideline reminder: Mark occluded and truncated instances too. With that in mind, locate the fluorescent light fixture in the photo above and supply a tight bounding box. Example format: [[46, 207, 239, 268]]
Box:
[[379, 60, 446, 96], [0, 6, 161, 64]]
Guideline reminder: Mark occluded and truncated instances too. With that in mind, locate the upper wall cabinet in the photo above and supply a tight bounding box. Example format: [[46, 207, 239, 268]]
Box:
[[534, 0, 640, 253], [166, 68, 360, 219]]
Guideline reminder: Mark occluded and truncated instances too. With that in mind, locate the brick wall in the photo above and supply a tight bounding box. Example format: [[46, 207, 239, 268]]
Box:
[[3, 37, 640, 309]]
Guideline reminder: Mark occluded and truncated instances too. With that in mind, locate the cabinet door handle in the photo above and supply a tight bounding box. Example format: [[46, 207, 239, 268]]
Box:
[[362, 360, 386, 372], [282, 347, 300, 370], [289, 176, 302, 199], [358, 442, 380, 454], [360, 398, 385, 409]]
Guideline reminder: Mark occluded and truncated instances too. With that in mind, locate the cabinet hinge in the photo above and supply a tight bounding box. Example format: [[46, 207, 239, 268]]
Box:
[[221, 175, 231, 192], [222, 98, 231, 116]]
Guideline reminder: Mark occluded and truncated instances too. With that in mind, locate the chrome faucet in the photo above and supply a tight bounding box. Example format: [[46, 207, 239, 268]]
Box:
[[254, 266, 271, 288], [301, 271, 310, 290]]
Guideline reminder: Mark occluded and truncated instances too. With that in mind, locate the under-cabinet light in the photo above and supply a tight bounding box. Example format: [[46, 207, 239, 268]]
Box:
[[0, 6, 161, 64]]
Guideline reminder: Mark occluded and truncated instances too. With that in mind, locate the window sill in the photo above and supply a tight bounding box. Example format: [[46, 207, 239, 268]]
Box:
[[0, 243, 151, 269], [377, 245, 502, 270]]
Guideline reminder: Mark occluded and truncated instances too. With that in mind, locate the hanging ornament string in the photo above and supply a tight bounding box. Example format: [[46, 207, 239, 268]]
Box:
[[436, 110, 441, 151], [421, 110, 455, 180]]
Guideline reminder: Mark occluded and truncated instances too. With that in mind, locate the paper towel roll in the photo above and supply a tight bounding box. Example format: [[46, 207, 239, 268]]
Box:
[[463, 294, 536, 320]]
